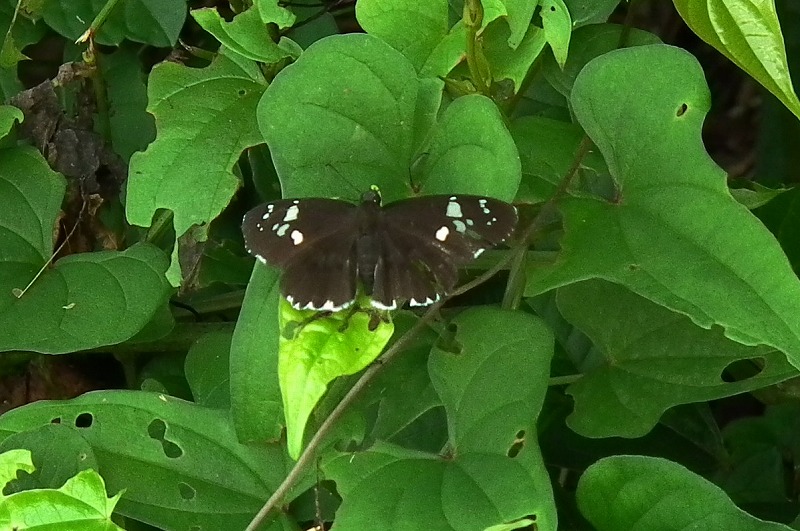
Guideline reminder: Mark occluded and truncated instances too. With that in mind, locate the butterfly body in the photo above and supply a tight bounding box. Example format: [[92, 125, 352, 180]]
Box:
[[243, 189, 517, 312]]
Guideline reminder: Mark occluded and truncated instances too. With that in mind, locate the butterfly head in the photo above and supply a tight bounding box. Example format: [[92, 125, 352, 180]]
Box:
[[361, 185, 382, 207]]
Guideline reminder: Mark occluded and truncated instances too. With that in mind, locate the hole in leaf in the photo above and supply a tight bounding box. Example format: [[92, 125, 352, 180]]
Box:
[[282, 320, 301, 340], [163, 440, 183, 458], [178, 482, 196, 500], [677, 103, 688, 116], [75, 412, 93, 428], [148, 418, 167, 439], [148, 419, 185, 459], [435, 323, 462, 354], [238, 89, 247, 96], [721, 358, 765, 383], [627, 263, 640, 271], [50, 417, 61, 424], [507, 430, 526, 457]]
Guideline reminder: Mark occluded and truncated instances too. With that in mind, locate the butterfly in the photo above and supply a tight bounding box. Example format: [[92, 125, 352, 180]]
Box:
[[242, 188, 517, 312]]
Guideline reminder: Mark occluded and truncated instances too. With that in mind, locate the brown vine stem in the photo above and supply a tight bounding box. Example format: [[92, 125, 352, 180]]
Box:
[[245, 136, 594, 531]]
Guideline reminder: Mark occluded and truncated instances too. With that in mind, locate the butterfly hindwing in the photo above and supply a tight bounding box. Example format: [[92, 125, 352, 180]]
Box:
[[370, 194, 517, 309], [280, 231, 359, 311]]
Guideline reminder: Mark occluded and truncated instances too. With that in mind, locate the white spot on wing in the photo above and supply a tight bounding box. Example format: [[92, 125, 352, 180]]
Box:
[[255, 254, 268, 264], [287, 295, 354, 312], [371, 299, 398, 310], [446, 201, 463, 218], [290, 229, 304, 245], [318, 300, 335, 311], [452, 219, 466, 233], [284, 205, 299, 222], [473, 248, 485, 258], [435, 226, 449, 241], [276, 224, 289, 237], [409, 296, 435, 307]]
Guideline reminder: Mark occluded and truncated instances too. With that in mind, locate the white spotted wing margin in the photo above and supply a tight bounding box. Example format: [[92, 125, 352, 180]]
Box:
[[242, 198, 360, 311], [370, 194, 517, 310]]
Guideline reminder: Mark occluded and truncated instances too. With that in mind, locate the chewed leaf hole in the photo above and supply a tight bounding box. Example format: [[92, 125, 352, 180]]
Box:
[[507, 430, 526, 458], [75, 412, 93, 428], [436, 323, 462, 355], [677, 103, 688, 116], [148, 419, 184, 459], [50, 417, 61, 424], [721, 358, 765, 383], [281, 320, 301, 340], [178, 482, 196, 500]]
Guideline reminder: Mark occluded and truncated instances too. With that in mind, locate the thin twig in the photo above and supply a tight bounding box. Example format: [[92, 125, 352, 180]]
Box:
[[245, 136, 595, 530], [13, 197, 87, 298], [75, 0, 122, 43]]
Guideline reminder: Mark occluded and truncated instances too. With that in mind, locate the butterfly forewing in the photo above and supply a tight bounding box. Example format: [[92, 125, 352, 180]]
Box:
[[243, 198, 360, 310], [382, 194, 517, 259]]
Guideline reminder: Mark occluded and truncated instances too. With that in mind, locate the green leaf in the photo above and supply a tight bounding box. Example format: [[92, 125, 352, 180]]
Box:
[[557, 280, 797, 438], [564, 0, 619, 27], [357, 313, 442, 443], [0, 147, 171, 354], [756, 186, 800, 272], [541, 0, 572, 68], [496, 0, 540, 48], [0, 32, 25, 68], [577, 455, 793, 530], [511, 116, 609, 203], [280, 296, 394, 459], [356, 0, 449, 72], [192, 6, 300, 64], [255, 0, 296, 28], [103, 46, 156, 163], [41, 0, 186, 47], [325, 308, 558, 530], [1, 468, 124, 531], [0, 104, 22, 142], [729, 182, 788, 210], [259, 33, 519, 201], [126, 49, 267, 237], [542, 24, 661, 99], [185, 329, 232, 408], [419, 94, 521, 199], [0, 448, 34, 490], [0, 391, 298, 530], [0, 424, 97, 492], [674, 0, 800, 119], [525, 44, 800, 367], [230, 265, 284, 442], [482, 19, 548, 92], [0, 2, 45, 69], [718, 404, 800, 516]]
